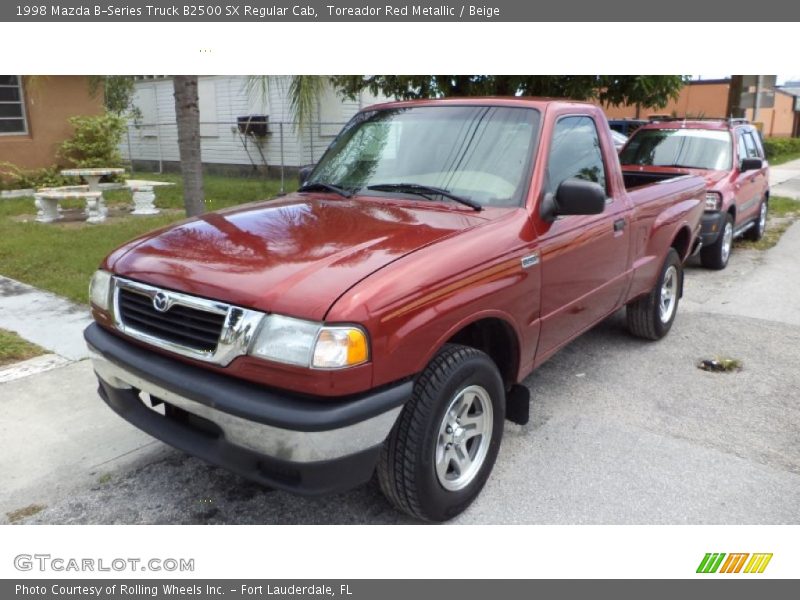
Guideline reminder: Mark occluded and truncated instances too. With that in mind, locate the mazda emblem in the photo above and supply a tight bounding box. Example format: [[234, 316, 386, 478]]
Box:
[[152, 291, 170, 313]]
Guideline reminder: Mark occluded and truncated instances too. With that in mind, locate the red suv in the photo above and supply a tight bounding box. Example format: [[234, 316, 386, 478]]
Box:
[[620, 118, 770, 269]]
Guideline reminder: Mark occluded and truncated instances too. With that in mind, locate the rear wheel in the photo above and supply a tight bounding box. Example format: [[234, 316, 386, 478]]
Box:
[[627, 248, 682, 340], [745, 199, 768, 242], [700, 213, 734, 269], [377, 344, 505, 522]]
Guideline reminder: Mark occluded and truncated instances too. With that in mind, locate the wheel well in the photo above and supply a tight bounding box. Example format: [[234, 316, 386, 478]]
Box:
[[728, 204, 737, 221], [446, 318, 519, 389], [671, 226, 691, 261]]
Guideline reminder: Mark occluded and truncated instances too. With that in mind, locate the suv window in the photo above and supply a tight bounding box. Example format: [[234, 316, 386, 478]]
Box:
[[620, 128, 732, 170], [545, 116, 607, 195], [737, 131, 749, 163], [742, 131, 761, 159]]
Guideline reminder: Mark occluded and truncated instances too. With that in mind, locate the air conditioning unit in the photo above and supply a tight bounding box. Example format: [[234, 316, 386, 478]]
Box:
[[237, 115, 270, 137]]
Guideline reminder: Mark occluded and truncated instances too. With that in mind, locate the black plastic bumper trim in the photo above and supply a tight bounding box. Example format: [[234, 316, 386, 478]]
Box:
[[700, 211, 726, 245]]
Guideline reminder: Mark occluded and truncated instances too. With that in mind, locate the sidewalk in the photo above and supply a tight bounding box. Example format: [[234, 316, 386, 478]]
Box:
[[0, 360, 160, 518], [770, 157, 800, 200], [0, 274, 162, 520], [0, 276, 92, 361]]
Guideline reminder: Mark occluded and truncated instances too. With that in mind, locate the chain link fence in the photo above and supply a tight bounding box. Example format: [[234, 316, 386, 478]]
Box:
[[122, 120, 348, 193]]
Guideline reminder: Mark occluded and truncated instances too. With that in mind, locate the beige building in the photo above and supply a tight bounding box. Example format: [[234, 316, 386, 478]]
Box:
[[0, 75, 104, 172], [602, 78, 800, 138]]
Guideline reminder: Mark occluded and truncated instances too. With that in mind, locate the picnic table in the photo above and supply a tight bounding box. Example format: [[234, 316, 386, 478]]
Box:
[[60, 167, 125, 192], [35, 169, 163, 224], [42, 168, 126, 223]]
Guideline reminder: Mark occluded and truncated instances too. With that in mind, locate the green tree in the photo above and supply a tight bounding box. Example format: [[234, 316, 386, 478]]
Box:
[[330, 75, 686, 110], [245, 75, 328, 132], [89, 76, 141, 118]]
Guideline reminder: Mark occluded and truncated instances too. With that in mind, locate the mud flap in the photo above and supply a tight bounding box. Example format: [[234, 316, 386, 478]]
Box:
[[505, 384, 530, 425]]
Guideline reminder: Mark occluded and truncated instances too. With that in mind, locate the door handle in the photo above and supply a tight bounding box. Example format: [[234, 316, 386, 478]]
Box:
[[613, 218, 626, 232]]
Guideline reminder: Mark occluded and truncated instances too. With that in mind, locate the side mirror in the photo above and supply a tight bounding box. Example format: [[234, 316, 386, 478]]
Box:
[[298, 165, 314, 186], [740, 157, 763, 172], [541, 178, 607, 221]]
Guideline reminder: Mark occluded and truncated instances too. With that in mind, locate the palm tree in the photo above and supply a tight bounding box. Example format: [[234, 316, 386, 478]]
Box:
[[173, 76, 205, 217], [173, 75, 329, 217]]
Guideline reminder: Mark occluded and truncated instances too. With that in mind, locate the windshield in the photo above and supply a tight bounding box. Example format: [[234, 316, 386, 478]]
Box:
[[306, 105, 541, 207], [619, 128, 732, 170]]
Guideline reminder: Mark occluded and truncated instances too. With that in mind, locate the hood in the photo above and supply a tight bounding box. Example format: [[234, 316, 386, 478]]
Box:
[[106, 194, 490, 320]]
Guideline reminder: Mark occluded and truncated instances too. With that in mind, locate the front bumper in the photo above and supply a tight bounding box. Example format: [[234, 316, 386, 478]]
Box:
[[84, 323, 411, 495], [700, 211, 726, 246]]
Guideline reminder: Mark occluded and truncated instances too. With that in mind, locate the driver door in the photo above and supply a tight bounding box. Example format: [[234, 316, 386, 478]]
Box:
[[535, 115, 631, 360]]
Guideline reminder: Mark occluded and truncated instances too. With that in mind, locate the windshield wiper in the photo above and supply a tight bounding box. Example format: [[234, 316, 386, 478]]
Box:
[[366, 183, 482, 211], [298, 181, 353, 198]]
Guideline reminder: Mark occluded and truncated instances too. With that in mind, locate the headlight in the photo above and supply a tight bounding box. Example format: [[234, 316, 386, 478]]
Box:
[[249, 315, 369, 369], [705, 192, 722, 211], [89, 270, 113, 310], [312, 327, 369, 368]]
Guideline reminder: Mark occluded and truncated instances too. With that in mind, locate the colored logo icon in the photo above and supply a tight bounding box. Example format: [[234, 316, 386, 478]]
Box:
[[697, 553, 773, 574]]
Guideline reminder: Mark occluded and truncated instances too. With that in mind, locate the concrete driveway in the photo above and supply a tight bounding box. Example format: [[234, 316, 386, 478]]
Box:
[[2, 226, 799, 525]]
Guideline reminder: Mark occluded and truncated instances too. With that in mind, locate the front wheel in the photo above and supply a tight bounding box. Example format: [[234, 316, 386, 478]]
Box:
[[626, 248, 682, 340], [745, 199, 768, 242], [377, 344, 505, 522], [700, 213, 734, 269]]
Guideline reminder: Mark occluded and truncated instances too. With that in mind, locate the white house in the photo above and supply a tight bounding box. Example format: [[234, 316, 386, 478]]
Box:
[[122, 76, 386, 176]]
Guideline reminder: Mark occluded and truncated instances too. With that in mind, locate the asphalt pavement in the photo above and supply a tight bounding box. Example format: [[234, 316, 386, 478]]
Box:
[[2, 190, 799, 524]]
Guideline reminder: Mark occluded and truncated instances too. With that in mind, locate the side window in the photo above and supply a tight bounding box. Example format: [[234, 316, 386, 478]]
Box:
[[750, 131, 765, 158], [737, 132, 749, 163], [545, 116, 607, 195], [743, 132, 761, 159]]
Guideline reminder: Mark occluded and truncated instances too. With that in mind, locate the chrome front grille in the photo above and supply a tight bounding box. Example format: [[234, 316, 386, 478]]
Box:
[[111, 277, 265, 365], [118, 287, 226, 352]]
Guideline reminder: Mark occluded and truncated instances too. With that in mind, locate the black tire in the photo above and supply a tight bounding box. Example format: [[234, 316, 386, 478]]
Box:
[[377, 344, 505, 522], [626, 248, 682, 341], [744, 198, 768, 242], [700, 212, 734, 269]]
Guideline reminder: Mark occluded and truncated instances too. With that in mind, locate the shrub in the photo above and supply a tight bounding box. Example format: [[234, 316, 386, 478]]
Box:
[[763, 137, 800, 160], [58, 112, 126, 169], [0, 162, 77, 191]]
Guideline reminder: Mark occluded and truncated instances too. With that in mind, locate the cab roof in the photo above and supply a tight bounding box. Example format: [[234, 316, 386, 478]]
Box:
[[363, 96, 595, 113]]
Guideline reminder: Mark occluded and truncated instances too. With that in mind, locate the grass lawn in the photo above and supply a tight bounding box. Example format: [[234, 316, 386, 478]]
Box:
[[768, 152, 800, 166], [0, 172, 284, 304], [738, 196, 800, 251], [0, 328, 46, 367]]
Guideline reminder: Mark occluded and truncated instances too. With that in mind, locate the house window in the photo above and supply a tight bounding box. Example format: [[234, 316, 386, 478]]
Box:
[[0, 75, 28, 135], [198, 80, 218, 137]]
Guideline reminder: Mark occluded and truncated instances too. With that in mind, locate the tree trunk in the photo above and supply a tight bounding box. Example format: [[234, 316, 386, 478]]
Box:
[[173, 76, 205, 216]]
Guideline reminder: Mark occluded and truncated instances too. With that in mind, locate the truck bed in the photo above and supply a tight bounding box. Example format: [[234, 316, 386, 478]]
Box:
[[622, 169, 692, 190]]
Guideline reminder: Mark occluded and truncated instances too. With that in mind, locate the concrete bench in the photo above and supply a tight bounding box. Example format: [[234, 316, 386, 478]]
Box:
[[128, 183, 159, 215], [35, 189, 106, 224]]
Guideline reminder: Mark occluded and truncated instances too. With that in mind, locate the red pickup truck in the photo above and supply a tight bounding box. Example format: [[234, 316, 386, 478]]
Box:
[[85, 98, 704, 521]]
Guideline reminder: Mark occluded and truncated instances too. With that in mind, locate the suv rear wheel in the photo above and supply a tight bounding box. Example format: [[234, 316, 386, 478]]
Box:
[[377, 344, 505, 522], [701, 213, 734, 269]]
